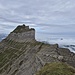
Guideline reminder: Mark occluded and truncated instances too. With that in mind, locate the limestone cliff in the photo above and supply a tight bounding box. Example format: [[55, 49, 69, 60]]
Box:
[[0, 24, 75, 75], [6, 24, 35, 42]]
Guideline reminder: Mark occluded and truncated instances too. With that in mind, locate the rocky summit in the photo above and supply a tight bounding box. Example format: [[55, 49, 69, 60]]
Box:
[[6, 24, 35, 42], [0, 24, 75, 75]]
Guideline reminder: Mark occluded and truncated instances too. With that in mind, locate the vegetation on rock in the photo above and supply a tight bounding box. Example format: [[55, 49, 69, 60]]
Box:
[[36, 62, 75, 75]]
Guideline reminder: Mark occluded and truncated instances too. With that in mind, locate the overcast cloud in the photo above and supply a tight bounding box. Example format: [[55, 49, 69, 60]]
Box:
[[0, 0, 75, 43]]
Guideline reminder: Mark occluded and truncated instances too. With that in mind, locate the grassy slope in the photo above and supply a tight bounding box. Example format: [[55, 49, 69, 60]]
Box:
[[1, 39, 75, 75], [0, 39, 42, 74], [36, 62, 75, 75]]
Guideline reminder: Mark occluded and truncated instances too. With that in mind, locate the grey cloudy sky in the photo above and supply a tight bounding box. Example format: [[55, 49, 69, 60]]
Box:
[[0, 0, 75, 41]]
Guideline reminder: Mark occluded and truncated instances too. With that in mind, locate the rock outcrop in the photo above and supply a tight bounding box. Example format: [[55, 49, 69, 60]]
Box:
[[0, 24, 75, 75], [6, 24, 35, 42]]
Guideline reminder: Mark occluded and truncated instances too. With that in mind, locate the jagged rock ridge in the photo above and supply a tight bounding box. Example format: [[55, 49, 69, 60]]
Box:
[[0, 24, 75, 75]]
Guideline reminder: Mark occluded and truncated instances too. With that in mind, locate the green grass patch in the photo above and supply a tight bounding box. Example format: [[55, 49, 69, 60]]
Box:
[[36, 62, 75, 75]]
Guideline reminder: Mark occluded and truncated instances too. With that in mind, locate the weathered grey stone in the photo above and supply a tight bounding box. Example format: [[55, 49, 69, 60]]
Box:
[[6, 24, 35, 42], [45, 54, 50, 57], [58, 56, 64, 61], [52, 55, 58, 59]]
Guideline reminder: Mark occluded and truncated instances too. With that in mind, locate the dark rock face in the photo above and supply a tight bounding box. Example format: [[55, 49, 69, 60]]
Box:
[[13, 24, 34, 33], [0, 25, 75, 75]]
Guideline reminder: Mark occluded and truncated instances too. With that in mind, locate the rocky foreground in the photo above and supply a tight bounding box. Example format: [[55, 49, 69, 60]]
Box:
[[0, 24, 75, 75]]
